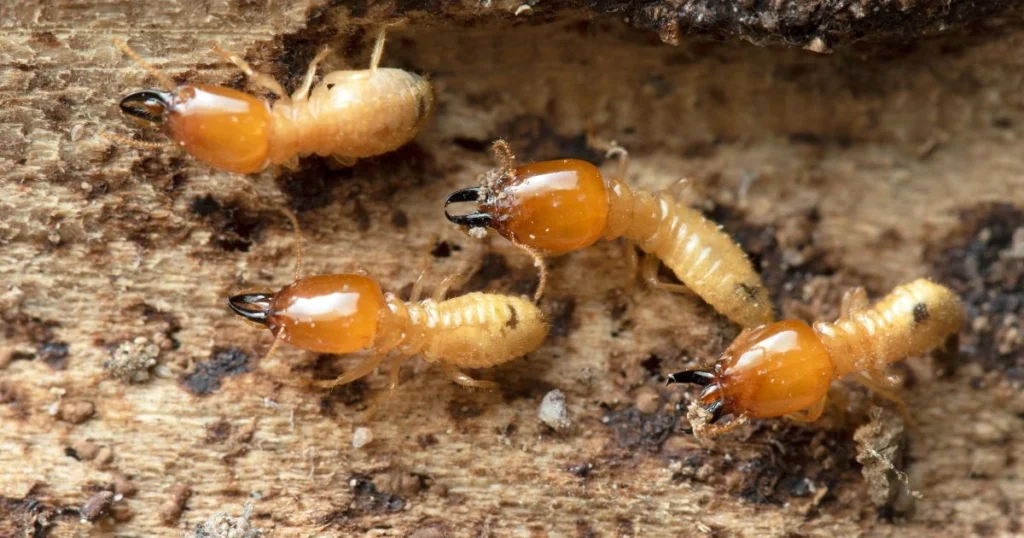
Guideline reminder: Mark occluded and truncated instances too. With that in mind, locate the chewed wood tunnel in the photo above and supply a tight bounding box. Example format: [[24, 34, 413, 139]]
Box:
[[668, 278, 965, 437], [444, 140, 774, 328]]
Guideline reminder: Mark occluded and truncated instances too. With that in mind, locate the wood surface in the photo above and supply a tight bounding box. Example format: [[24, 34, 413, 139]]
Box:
[[1, 1, 1023, 536]]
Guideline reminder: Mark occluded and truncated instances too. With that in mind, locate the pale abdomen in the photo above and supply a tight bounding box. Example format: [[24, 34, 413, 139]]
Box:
[[268, 68, 434, 163], [415, 293, 548, 369], [814, 279, 964, 377], [606, 179, 774, 328]]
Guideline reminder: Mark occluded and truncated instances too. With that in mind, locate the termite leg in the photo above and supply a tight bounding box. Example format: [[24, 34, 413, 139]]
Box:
[[409, 238, 437, 303], [785, 397, 827, 423], [98, 130, 169, 150], [313, 351, 388, 389], [369, 28, 387, 72], [854, 370, 914, 426], [410, 270, 429, 303], [280, 156, 301, 171], [433, 264, 477, 302], [622, 240, 639, 292], [840, 286, 869, 319], [441, 362, 499, 390], [291, 47, 331, 102], [668, 177, 692, 199], [826, 386, 853, 429], [261, 335, 284, 367], [212, 44, 286, 99], [259, 350, 313, 391], [641, 254, 692, 295], [604, 142, 630, 181], [387, 354, 407, 390], [432, 272, 459, 302]]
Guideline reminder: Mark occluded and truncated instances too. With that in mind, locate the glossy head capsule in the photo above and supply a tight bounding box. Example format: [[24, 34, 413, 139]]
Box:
[[120, 85, 271, 174], [700, 320, 833, 420], [491, 159, 609, 254], [448, 159, 610, 254], [229, 274, 385, 354]]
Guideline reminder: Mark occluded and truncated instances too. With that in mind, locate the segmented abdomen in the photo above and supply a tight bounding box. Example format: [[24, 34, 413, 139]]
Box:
[[814, 279, 964, 377], [603, 178, 774, 328], [406, 293, 548, 369], [268, 68, 433, 163]]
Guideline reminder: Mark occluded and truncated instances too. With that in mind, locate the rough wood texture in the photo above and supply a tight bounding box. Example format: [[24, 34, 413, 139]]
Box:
[[2, 1, 1023, 536]]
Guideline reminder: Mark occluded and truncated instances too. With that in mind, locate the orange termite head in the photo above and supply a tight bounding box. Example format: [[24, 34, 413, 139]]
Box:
[[445, 145, 610, 254], [228, 274, 386, 354], [668, 320, 834, 430], [118, 85, 271, 174]]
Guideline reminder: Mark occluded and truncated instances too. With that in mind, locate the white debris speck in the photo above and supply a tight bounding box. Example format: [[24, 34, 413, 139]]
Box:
[[804, 37, 830, 54], [537, 389, 571, 430], [104, 335, 162, 383], [352, 427, 374, 448], [191, 501, 263, 537], [153, 364, 173, 378], [1002, 227, 1024, 259], [47, 387, 66, 416]]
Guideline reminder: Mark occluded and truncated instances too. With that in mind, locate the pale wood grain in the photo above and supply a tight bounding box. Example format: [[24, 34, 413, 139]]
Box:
[[2, 2, 1023, 536]]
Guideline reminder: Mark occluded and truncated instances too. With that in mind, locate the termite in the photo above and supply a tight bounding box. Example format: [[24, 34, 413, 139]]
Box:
[[667, 278, 964, 437], [444, 140, 774, 328], [106, 29, 434, 174], [227, 211, 549, 390]]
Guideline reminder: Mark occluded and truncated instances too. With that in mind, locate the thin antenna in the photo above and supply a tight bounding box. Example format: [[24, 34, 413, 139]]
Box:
[[409, 236, 436, 302], [261, 334, 283, 366], [491, 139, 516, 173], [516, 242, 547, 303], [369, 28, 386, 72], [280, 208, 303, 282], [212, 44, 286, 98], [98, 129, 168, 149], [111, 37, 175, 90]]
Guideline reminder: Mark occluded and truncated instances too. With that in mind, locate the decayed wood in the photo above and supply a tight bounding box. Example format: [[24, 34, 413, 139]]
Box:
[[2, 1, 1023, 536]]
